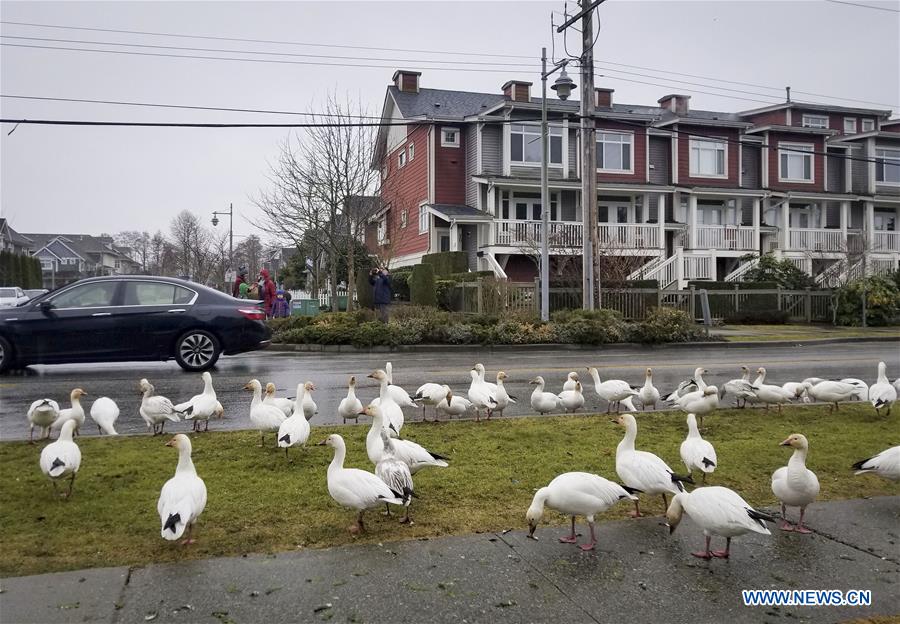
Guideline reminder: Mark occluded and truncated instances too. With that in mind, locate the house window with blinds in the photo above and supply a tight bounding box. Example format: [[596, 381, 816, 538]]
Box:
[[509, 124, 562, 166], [689, 139, 727, 178], [779, 143, 814, 183], [596, 131, 633, 173]]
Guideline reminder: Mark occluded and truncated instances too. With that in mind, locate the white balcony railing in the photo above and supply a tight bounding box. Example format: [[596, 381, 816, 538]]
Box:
[[683, 254, 714, 280], [597, 224, 660, 249], [494, 220, 583, 247], [873, 230, 900, 252], [788, 228, 844, 251], [693, 225, 756, 251]]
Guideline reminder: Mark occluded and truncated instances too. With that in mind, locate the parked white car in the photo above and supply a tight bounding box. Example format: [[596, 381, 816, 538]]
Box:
[[24, 289, 49, 300], [0, 287, 30, 307]]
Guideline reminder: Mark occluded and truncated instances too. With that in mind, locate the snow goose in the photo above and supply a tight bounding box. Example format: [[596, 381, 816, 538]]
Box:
[[665, 367, 706, 401], [174, 372, 220, 433], [614, 413, 692, 517], [375, 428, 416, 523], [467, 368, 497, 421], [474, 363, 500, 395], [771, 433, 820, 533], [562, 372, 580, 392], [139, 379, 182, 435], [367, 369, 403, 435], [637, 368, 660, 411], [362, 405, 449, 474], [297, 381, 318, 420], [869, 362, 897, 416], [493, 371, 516, 416], [89, 397, 119, 436], [672, 387, 719, 426], [381, 362, 417, 408], [666, 486, 774, 559], [587, 366, 638, 413], [338, 376, 365, 424], [243, 379, 287, 446], [413, 382, 445, 420], [277, 381, 312, 460], [435, 387, 473, 421], [157, 434, 207, 544], [680, 413, 717, 483], [841, 378, 869, 402], [526, 472, 636, 551], [720, 366, 757, 408], [752, 367, 794, 412], [529, 376, 559, 415], [51, 388, 87, 436], [319, 433, 404, 533], [557, 381, 585, 413], [805, 380, 858, 412], [27, 398, 59, 443], [782, 382, 811, 404], [853, 445, 900, 481], [264, 383, 295, 418], [39, 420, 81, 498]]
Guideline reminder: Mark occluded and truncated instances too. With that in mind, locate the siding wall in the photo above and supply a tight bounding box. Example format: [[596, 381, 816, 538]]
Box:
[[434, 125, 466, 205], [596, 121, 647, 183], [740, 143, 760, 188], [464, 124, 478, 207], [648, 136, 670, 184], [379, 125, 430, 257], [561, 190, 577, 221], [677, 126, 740, 187], [766, 133, 826, 192], [826, 149, 845, 192], [481, 124, 502, 174], [850, 145, 870, 194], [568, 128, 579, 178], [745, 109, 787, 126]]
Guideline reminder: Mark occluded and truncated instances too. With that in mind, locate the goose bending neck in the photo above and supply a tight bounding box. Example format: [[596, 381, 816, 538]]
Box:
[[530, 487, 550, 512], [589, 368, 602, 385]]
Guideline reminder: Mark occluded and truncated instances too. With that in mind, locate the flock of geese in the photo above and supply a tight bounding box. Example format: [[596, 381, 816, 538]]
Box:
[[22, 359, 900, 556]]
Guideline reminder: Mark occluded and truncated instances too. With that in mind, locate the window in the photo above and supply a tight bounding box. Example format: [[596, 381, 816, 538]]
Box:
[[418, 203, 429, 234], [862, 119, 875, 132], [408, 143, 415, 161], [400, 208, 408, 228], [510, 124, 562, 165], [398, 150, 407, 168], [51, 282, 118, 308], [596, 132, 633, 172], [874, 211, 896, 231], [40, 259, 52, 270], [689, 139, 727, 177], [876, 148, 900, 184], [377, 219, 387, 245], [801, 114, 829, 129], [843, 118, 857, 134], [123, 282, 194, 306], [441, 128, 459, 148], [439, 235, 450, 252], [779, 143, 814, 182]]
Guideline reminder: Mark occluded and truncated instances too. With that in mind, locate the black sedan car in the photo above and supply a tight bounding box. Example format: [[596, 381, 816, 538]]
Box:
[[0, 275, 271, 372]]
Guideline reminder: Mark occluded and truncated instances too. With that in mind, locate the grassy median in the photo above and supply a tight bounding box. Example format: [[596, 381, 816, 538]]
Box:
[[1, 403, 897, 577]]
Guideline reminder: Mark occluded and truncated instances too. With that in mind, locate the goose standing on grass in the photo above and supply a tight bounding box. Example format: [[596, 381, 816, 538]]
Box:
[[841, 378, 869, 402], [139, 379, 182, 435], [362, 405, 449, 474], [174, 372, 220, 433], [339, 377, 365, 424], [557, 381, 585, 413], [752, 367, 794, 412], [39, 420, 81, 498], [298, 381, 318, 420], [720, 366, 757, 408], [157, 434, 207, 545], [493, 372, 516, 416], [27, 398, 59, 443], [563, 372, 580, 392], [771, 433, 820, 534], [526, 472, 637, 551], [368, 370, 404, 435], [680, 413, 717, 483], [89, 397, 119, 435], [51, 388, 87, 436], [637, 368, 660, 411], [263, 383, 295, 418], [782, 381, 811, 404], [320, 433, 404, 534], [435, 387, 473, 421], [529, 376, 559, 415], [869, 362, 897, 416], [474, 363, 500, 396], [381, 362, 417, 408], [666, 486, 774, 560], [413, 382, 445, 420], [375, 429, 416, 523], [467, 369, 497, 421], [614, 413, 693, 517], [853, 446, 900, 481], [587, 366, 638, 413], [804, 380, 858, 412], [277, 381, 312, 459], [243, 379, 287, 446], [672, 387, 719, 426]]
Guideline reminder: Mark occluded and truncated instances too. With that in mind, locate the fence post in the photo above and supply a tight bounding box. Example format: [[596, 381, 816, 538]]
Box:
[[734, 284, 740, 313], [804, 287, 812, 324], [477, 278, 483, 315], [533, 276, 540, 315], [689, 285, 696, 320], [861, 287, 867, 328], [777, 286, 782, 311], [656, 286, 663, 308]]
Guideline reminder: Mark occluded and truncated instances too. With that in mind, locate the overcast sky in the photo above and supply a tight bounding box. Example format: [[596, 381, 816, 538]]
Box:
[[1, 0, 898, 242]]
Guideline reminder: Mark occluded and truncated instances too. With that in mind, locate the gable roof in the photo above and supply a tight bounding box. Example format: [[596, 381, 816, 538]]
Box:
[[389, 86, 506, 119]]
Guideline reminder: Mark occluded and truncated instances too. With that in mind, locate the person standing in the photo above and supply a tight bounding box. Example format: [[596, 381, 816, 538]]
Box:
[[259, 269, 277, 318], [369, 267, 393, 322], [232, 265, 249, 298]]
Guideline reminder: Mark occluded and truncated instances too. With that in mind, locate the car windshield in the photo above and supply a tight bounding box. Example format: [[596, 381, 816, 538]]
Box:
[[0, 288, 16, 298]]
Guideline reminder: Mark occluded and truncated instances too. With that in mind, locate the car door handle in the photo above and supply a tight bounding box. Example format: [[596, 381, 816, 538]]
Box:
[[92, 312, 112, 317], [168, 309, 186, 313]]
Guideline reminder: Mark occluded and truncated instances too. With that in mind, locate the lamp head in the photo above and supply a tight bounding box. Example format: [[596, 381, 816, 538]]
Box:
[[551, 67, 575, 101]]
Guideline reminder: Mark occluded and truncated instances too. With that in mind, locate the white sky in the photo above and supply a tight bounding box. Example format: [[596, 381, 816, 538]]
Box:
[[1, 0, 898, 240]]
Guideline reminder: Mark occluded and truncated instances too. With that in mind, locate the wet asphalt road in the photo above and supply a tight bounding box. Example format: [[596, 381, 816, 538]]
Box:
[[1, 341, 898, 441]]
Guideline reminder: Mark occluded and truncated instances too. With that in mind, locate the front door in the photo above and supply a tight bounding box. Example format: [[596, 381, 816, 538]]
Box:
[[461, 224, 478, 271]]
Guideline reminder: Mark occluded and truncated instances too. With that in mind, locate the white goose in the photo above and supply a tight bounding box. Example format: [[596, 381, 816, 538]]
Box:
[[435, 387, 473, 421], [526, 472, 636, 551], [841, 378, 869, 402], [665, 367, 706, 401], [368, 370, 403, 435], [385, 362, 417, 408], [297, 381, 318, 420], [720, 366, 757, 408], [529, 376, 559, 415], [637, 368, 660, 411], [672, 387, 719, 426], [771, 433, 820, 534], [320, 433, 404, 534], [51, 388, 87, 436], [680, 413, 717, 483], [277, 381, 312, 459], [853, 446, 900, 481], [557, 381, 585, 413], [139, 379, 181, 435], [666, 486, 774, 560], [362, 405, 449, 474], [375, 428, 415, 523], [805, 380, 859, 411], [752, 367, 794, 412], [615, 413, 691, 517], [782, 382, 811, 404], [338, 376, 365, 424], [27, 398, 59, 443], [413, 382, 447, 420], [243, 379, 287, 446], [89, 397, 119, 436], [264, 383, 295, 418], [587, 366, 638, 413], [492, 372, 516, 416], [39, 419, 81, 498], [474, 363, 500, 395], [869, 361, 897, 416], [562, 372, 580, 392], [174, 372, 220, 433], [157, 434, 207, 544], [467, 368, 497, 421]]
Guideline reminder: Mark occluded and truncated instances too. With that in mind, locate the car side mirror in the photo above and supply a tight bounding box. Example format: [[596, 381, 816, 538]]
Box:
[[39, 301, 55, 315]]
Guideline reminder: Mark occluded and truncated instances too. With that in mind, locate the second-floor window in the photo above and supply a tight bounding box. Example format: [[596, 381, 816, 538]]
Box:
[[843, 118, 857, 134], [779, 143, 814, 182], [398, 150, 407, 168], [408, 143, 415, 161], [510, 124, 562, 166], [441, 128, 459, 148], [876, 148, 900, 184], [689, 139, 726, 178], [862, 119, 875, 132], [801, 114, 829, 129], [419, 203, 429, 234], [400, 208, 408, 228], [596, 131, 633, 173]]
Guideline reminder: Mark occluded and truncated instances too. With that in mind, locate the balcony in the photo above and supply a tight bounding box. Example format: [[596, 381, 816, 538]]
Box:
[[493, 220, 660, 250], [788, 228, 846, 252], [692, 225, 756, 251], [597, 224, 660, 250], [873, 230, 900, 253]]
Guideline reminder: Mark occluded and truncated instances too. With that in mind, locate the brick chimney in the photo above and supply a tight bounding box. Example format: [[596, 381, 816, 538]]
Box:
[[502, 80, 533, 103], [594, 88, 614, 109], [393, 70, 421, 94], [658, 94, 691, 116]]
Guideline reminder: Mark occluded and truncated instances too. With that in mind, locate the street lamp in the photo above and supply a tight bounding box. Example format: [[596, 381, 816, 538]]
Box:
[[212, 203, 234, 281], [540, 48, 576, 321]]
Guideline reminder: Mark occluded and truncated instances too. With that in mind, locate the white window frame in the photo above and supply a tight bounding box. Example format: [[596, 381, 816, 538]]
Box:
[[440, 127, 459, 148], [408, 142, 415, 161], [689, 138, 728, 179], [398, 150, 407, 168], [418, 202, 429, 234], [875, 148, 900, 185], [801, 114, 829, 129], [778, 142, 815, 183], [861, 119, 875, 132], [508, 123, 563, 167], [843, 117, 857, 134], [376, 218, 387, 245], [595, 130, 634, 174]]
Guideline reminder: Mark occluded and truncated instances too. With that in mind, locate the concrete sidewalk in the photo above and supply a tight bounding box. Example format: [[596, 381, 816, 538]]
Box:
[[2, 498, 898, 624]]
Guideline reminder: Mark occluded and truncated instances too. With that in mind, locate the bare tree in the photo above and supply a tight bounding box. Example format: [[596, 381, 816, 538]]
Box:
[[114, 231, 152, 272], [235, 234, 264, 277], [169, 210, 216, 282]]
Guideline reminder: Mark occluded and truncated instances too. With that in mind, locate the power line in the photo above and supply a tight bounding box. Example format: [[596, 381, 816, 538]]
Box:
[[824, 0, 900, 12]]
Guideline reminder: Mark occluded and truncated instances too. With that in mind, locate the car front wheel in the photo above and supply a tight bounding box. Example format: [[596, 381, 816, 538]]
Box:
[[0, 336, 12, 373], [174, 330, 220, 371]]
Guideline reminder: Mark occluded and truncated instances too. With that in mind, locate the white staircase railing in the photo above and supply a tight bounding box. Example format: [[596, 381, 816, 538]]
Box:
[[627, 253, 665, 281], [482, 251, 508, 280], [723, 257, 759, 282], [633, 253, 679, 289], [683, 254, 714, 281]]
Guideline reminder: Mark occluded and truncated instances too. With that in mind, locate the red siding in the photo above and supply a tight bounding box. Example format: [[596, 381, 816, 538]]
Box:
[[881, 123, 900, 134], [379, 125, 430, 257], [745, 109, 787, 126], [503, 255, 537, 281], [677, 125, 740, 188], [596, 121, 647, 183], [766, 133, 826, 192], [434, 126, 466, 204]]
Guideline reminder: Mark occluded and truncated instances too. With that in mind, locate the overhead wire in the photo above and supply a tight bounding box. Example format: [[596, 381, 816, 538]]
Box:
[[823, 0, 900, 12]]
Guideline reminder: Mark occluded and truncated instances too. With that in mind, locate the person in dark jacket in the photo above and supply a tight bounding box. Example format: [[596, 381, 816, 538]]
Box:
[[232, 265, 249, 298], [369, 267, 393, 322], [259, 269, 277, 318]]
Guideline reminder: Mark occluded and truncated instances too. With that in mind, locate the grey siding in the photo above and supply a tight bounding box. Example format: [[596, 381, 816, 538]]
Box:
[[648, 195, 659, 222], [568, 128, 579, 178], [648, 137, 670, 185], [876, 183, 900, 196], [741, 144, 760, 189], [465, 124, 478, 207], [851, 147, 869, 194], [481, 124, 502, 175], [849, 202, 865, 229], [509, 165, 565, 180], [824, 201, 840, 228], [561, 190, 577, 221], [740, 197, 754, 225], [826, 150, 844, 193]]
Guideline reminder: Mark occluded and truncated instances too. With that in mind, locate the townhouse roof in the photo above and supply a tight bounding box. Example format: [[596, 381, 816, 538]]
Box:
[[828, 130, 900, 143], [389, 86, 506, 119], [0, 218, 33, 246], [426, 203, 493, 222], [737, 102, 892, 118], [22, 233, 135, 264], [744, 124, 837, 136]]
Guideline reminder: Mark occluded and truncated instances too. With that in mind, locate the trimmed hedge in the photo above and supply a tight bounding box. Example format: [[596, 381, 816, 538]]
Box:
[[422, 252, 468, 276], [835, 275, 900, 327], [0, 251, 43, 289], [410, 264, 437, 307]]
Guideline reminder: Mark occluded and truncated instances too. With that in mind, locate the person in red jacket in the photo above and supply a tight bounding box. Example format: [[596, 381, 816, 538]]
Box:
[[258, 269, 277, 318]]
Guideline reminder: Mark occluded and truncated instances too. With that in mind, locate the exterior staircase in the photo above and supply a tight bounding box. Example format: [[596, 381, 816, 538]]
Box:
[[723, 257, 759, 282]]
